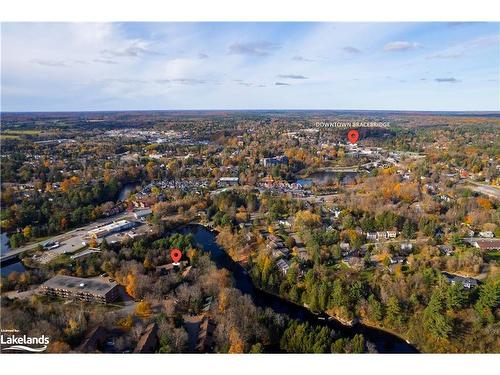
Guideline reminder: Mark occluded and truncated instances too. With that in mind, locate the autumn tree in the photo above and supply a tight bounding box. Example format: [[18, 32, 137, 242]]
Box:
[[228, 327, 245, 353], [135, 301, 152, 318], [293, 210, 321, 232]]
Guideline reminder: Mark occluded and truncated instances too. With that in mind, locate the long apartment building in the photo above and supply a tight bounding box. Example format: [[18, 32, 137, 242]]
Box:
[[41, 275, 119, 304]]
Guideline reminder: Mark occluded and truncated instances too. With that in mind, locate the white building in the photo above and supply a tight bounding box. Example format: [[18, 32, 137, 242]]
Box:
[[218, 177, 239, 187], [88, 220, 135, 239], [134, 209, 152, 220], [479, 231, 494, 238]]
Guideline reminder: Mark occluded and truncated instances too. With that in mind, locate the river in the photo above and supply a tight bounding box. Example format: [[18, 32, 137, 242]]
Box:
[[117, 182, 141, 201], [0, 181, 141, 277], [176, 224, 418, 353], [0, 223, 418, 352], [308, 171, 358, 186], [0, 232, 27, 277]]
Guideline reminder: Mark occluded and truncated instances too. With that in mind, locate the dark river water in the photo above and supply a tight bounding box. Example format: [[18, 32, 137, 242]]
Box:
[[117, 182, 141, 201], [176, 224, 418, 353], [0, 232, 27, 277], [0, 223, 418, 353], [1, 180, 141, 277], [308, 171, 358, 186]]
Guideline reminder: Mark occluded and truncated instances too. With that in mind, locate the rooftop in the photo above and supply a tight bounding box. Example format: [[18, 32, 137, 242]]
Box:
[[42, 275, 118, 296], [474, 239, 500, 249]]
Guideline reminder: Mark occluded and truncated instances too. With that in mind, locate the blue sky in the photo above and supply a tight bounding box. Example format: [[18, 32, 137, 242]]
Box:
[[1, 22, 499, 111]]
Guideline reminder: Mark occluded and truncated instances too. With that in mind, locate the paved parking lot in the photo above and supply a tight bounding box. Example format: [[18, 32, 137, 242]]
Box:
[[36, 232, 88, 264]]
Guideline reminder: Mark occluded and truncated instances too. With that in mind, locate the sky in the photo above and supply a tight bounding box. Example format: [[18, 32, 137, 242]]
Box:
[[1, 22, 499, 112]]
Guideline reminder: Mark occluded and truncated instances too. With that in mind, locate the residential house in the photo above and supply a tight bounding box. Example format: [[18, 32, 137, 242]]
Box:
[[342, 256, 365, 270], [133, 323, 159, 353], [296, 248, 309, 261], [479, 231, 494, 238], [386, 229, 398, 239], [446, 274, 479, 289], [77, 326, 109, 353], [196, 317, 216, 353], [439, 194, 452, 203], [271, 247, 290, 260], [473, 240, 500, 251], [262, 156, 288, 167], [438, 245, 454, 256], [276, 259, 290, 275], [390, 256, 406, 264], [331, 208, 342, 219], [400, 243, 413, 253], [217, 177, 239, 187], [340, 242, 350, 252]]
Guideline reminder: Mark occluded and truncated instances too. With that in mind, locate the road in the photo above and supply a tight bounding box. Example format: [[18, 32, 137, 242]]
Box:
[[465, 180, 500, 199], [1, 210, 135, 263]]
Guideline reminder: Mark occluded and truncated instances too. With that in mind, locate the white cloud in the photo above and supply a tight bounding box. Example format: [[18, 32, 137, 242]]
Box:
[[277, 74, 308, 79], [228, 41, 280, 56], [384, 41, 421, 51], [435, 77, 460, 83], [1, 23, 498, 111]]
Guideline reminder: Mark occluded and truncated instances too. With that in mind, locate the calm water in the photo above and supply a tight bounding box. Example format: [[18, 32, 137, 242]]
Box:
[[0, 232, 27, 277], [176, 224, 418, 353], [0, 224, 418, 352], [308, 171, 358, 186], [117, 182, 141, 201], [0, 232, 10, 255], [1, 260, 27, 277]]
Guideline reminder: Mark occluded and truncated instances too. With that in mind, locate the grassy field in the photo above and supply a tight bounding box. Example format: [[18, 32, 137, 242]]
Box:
[[2, 129, 41, 135], [0, 134, 21, 140], [1, 129, 42, 141]]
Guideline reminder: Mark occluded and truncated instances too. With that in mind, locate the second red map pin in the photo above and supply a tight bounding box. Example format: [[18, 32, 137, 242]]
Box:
[[170, 248, 182, 264], [347, 129, 359, 144]]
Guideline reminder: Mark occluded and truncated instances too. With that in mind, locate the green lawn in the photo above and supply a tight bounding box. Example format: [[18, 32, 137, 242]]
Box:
[[2, 129, 41, 135]]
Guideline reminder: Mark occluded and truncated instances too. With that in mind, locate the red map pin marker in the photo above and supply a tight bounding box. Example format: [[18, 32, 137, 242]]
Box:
[[170, 248, 182, 264], [347, 129, 359, 144]]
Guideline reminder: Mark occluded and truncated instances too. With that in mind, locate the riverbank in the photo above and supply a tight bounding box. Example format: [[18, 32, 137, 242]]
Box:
[[357, 319, 413, 346], [252, 275, 415, 348], [186, 223, 418, 353]]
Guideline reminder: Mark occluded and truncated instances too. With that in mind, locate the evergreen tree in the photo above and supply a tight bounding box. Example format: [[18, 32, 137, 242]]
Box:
[[368, 294, 384, 322], [446, 282, 468, 311], [385, 296, 402, 327], [423, 288, 452, 339], [402, 219, 416, 239], [475, 279, 500, 323]]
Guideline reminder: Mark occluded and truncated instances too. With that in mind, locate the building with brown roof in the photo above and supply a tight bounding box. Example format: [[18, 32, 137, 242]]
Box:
[[196, 317, 215, 353], [473, 239, 500, 250], [133, 323, 159, 353], [77, 326, 109, 353]]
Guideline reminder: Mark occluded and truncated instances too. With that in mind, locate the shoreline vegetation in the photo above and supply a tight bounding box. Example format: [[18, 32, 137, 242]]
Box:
[[199, 223, 419, 352], [1, 110, 498, 354]]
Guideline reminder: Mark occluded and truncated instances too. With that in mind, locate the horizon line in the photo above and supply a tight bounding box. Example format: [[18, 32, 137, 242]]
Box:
[[2, 108, 500, 114]]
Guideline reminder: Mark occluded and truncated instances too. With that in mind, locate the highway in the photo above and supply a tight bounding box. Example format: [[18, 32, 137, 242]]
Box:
[[465, 180, 500, 199], [0, 210, 134, 263]]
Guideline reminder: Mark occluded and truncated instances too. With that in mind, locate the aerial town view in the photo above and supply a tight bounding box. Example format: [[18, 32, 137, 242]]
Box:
[[0, 19, 499, 359]]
